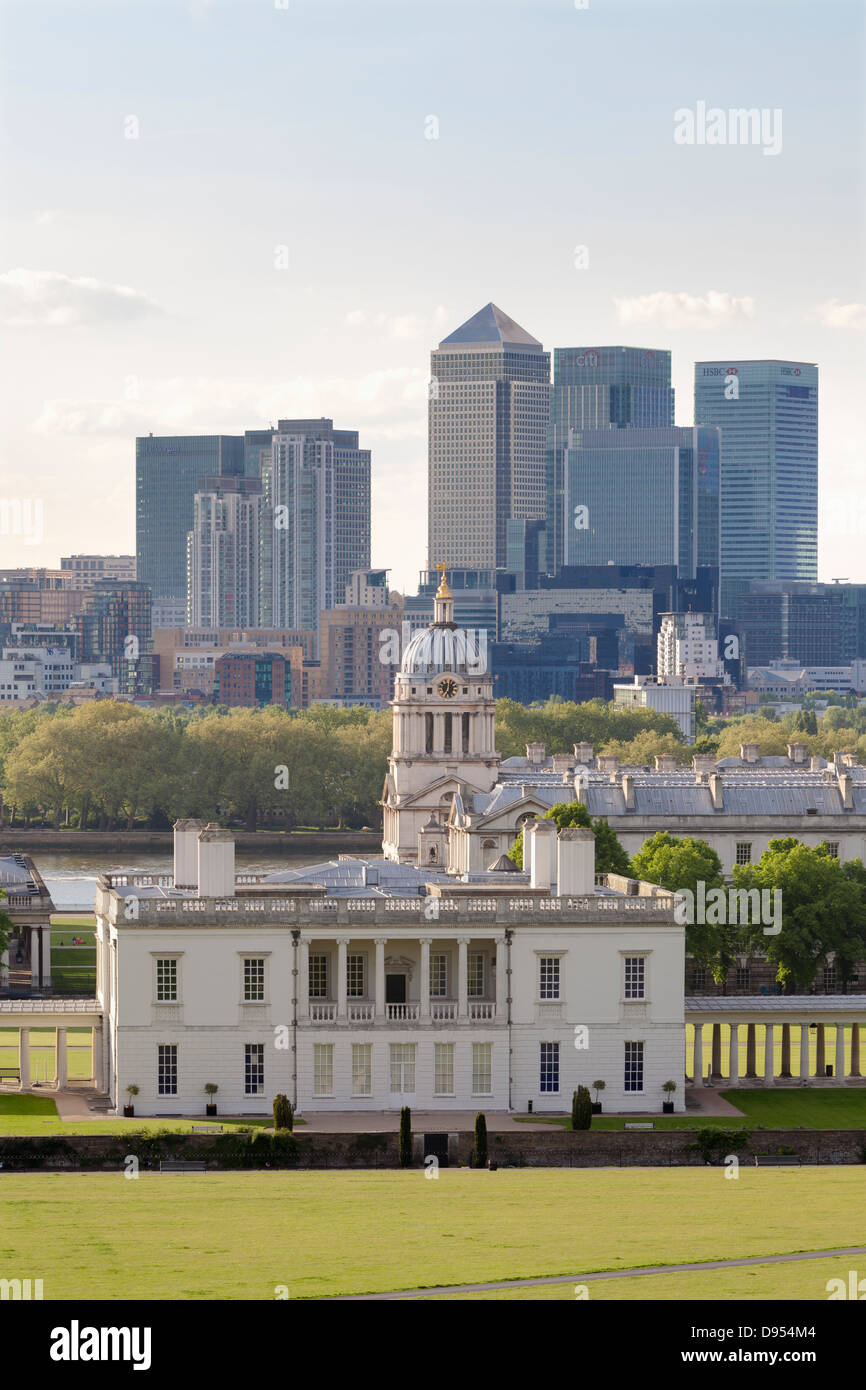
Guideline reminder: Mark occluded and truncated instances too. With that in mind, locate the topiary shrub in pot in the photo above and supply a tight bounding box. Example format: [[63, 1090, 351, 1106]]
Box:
[[662, 1080, 677, 1114], [123, 1084, 139, 1118], [204, 1083, 218, 1116], [591, 1079, 605, 1115]]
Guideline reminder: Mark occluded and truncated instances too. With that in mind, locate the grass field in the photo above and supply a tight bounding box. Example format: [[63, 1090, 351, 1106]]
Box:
[[0, 1169, 861, 1300], [688, 1023, 856, 1080], [48, 916, 96, 993], [517, 1088, 866, 1130], [0, 1094, 275, 1135]]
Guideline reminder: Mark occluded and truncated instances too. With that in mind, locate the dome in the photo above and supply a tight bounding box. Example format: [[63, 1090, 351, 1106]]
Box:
[[400, 625, 484, 677]]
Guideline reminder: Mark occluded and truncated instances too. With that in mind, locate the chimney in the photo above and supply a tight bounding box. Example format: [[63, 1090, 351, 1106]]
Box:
[[173, 818, 206, 890], [740, 742, 760, 764], [833, 751, 846, 770], [787, 742, 808, 765], [552, 753, 573, 775], [526, 742, 546, 766], [197, 825, 236, 897], [622, 773, 635, 810], [708, 773, 723, 810], [654, 754, 677, 772], [597, 754, 619, 774], [842, 751, 858, 768], [527, 819, 557, 890], [810, 755, 823, 772], [839, 771, 854, 810], [574, 742, 594, 764], [692, 755, 717, 776], [557, 827, 595, 896]]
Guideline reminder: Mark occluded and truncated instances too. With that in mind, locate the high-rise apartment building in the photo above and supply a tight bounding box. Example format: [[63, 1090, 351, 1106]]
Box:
[[547, 346, 675, 572], [657, 612, 726, 682], [136, 435, 246, 603], [563, 426, 721, 594], [257, 419, 371, 644], [428, 304, 550, 571], [186, 477, 262, 628], [694, 360, 818, 618]]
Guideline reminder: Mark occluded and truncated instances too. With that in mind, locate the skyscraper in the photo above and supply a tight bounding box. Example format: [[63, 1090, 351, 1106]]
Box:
[[428, 303, 550, 571], [258, 419, 371, 642], [186, 477, 262, 628], [548, 346, 675, 572], [563, 426, 721, 596], [694, 360, 818, 618], [136, 435, 245, 603]]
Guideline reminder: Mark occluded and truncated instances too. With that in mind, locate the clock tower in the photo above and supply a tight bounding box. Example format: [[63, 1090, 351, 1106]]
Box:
[[381, 567, 500, 864]]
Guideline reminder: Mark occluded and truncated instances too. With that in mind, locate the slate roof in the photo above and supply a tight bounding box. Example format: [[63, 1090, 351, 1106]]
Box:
[[439, 303, 542, 348]]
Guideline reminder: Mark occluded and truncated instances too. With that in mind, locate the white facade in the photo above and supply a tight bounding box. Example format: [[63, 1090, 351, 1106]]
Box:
[[94, 820, 685, 1116], [657, 612, 727, 683], [613, 675, 697, 743]]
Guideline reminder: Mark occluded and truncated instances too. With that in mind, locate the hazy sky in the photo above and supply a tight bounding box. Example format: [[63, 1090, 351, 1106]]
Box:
[[1, 0, 864, 594]]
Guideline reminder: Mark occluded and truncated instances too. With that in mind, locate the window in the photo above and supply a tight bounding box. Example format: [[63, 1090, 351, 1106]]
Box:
[[244, 958, 265, 1002], [434, 1043, 454, 1095], [735, 842, 752, 865], [539, 957, 560, 1000], [472, 1042, 492, 1095], [735, 966, 750, 991], [468, 953, 484, 998], [389, 1043, 416, 1093], [352, 1044, 371, 1096], [624, 1041, 644, 1092], [692, 966, 707, 991], [539, 1042, 559, 1093], [312, 1043, 333, 1096], [822, 964, 836, 992], [157, 1044, 177, 1095], [624, 956, 646, 1000], [156, 959, 177, 1002], [430, 953, 447, 997], [824, 842, 839, 858], [309, 954, 328, 998], [347, 954, 365, 998], [245, 1043, 264, 1095]]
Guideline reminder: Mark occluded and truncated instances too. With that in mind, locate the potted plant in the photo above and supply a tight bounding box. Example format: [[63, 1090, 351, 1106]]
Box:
[[591, 1079, 606, 1115], [662, 1080, 676, 1114], [204, 1082, 218, 1116], [123, 1083, 139, 1118]]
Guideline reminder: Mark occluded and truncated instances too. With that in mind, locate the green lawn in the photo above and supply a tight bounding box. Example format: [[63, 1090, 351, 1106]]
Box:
[[0, 1168, 861, 1300], [515, 1087, 866, 1131], [0, 1094, 279, 1135], [0, 1027, 93, 1083]]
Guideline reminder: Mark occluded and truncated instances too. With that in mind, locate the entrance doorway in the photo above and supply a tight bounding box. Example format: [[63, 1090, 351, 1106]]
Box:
[[385, 973, 407, 1004]]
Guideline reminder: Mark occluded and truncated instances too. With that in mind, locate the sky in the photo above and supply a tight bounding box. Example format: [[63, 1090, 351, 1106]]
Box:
[[0, 0, 864, 595]]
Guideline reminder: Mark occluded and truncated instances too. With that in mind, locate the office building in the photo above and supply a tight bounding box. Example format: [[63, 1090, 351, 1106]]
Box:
[[547, 346, 675, 571], [428, 304, 550, 571], [613, 675, 697, 743], [736, 580, 866, 667], [213, 652, 292, 708], [186, 477, 262, 628], [60, 556, 136, 588], [563, 426, 720, 590], [694, 360, 818, 618], [136, 434, 246, 604]]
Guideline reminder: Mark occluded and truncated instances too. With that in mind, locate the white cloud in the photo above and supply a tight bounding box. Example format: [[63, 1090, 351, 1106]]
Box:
[[343, 305, 449, 341], [816, 299, 866, 330], [0, 269, 162, 328], [613, 289, 755, 329], [33, 367, 428, 441]]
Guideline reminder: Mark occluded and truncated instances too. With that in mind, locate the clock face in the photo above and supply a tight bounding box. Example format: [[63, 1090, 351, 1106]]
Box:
[[437, 677, 458, 699]]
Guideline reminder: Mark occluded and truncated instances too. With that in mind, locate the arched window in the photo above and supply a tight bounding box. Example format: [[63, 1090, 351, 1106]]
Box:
[[425, 712, 433, 753], [443, 713, 452, 753], [462, 712, 470, 753]]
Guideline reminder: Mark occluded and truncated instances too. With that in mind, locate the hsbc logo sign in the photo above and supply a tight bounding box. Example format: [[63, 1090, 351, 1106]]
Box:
[[701, 367, 739, 377], [780, 367, 802, 377]]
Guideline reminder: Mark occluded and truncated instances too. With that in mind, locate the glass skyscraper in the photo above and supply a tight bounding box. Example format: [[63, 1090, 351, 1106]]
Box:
[[694, 360, 818, 618], [548, 346, 675, 572], [563, 426, 721, 601], [136, 435, 245, 603], [428, 303, 550, 571]]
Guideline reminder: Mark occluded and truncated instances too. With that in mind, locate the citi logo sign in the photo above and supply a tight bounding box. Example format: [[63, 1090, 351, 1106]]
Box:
[[50, 1321, 152, 1371], [573, 350, 599, 367]]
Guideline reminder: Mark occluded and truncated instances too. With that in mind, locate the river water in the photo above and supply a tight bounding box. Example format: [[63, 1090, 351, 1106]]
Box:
[[32, 848, 335, 912]]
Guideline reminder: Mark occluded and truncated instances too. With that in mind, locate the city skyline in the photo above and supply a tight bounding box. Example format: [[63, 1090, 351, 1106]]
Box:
[[1, 0, 863, 593]]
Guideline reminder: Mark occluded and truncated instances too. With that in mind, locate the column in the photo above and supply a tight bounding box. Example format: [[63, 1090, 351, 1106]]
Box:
[[337, 939, 348, 1020], [745, 1024, 757, 1078], [18, 1027, 30, 1091], [711, 1024, 723, 1078], [780, 1023, 792, 1078], [693, 1023, 704, 1085], [419, 938, 431, 1020], [835, 1022, 846, 1083], [91, 1025, 105, 1090], [799, 1024, 810, 1080], [457, 937, 469, 1019], [850, 1022, 861, 1078], [374, 939, 386, 1020], [55, 1027, 68, 1090], [298, 939, 310, 1021], [728, 1023, 740, 1086], [763, 1024, 775, 1085], [816, 1023, 826, 1077], [494, 937, 507, 1021]]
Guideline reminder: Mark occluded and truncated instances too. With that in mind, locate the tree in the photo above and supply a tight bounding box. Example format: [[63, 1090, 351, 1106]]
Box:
[[473, 1112, 488, 1168], [399, 1106, 412, 1167], [273, 1093, 293, 1131], [571, 1086, 592, 1130], [508, 800, 630, 875], [629, 832, 737, 985]]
